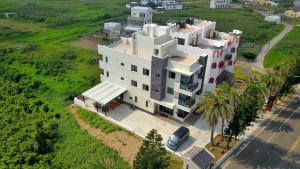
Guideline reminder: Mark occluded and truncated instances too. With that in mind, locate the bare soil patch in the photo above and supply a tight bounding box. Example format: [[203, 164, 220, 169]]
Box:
[[68, 105, 142, 165], [68, 37, 98, 51]]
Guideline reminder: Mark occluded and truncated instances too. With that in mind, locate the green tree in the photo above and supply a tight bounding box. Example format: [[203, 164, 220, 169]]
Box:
[[224, 80, 266, 147], [133, 129, 170, 169], [196, 92, 222, 146], [216, 83, 237, 136]]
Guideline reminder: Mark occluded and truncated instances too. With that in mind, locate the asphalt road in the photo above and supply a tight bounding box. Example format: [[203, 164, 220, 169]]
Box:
[[221, 91, 300, 169]]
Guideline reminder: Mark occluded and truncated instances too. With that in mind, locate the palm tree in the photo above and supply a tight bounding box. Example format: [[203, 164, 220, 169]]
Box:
[[262, 73, 282, 109], [196, 91, 222, 146], [216, 83, 237, 136]]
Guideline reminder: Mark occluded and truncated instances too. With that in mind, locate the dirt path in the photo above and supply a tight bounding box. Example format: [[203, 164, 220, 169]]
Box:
[[251, 24, 294, 74], [68, 105, 142, 165]]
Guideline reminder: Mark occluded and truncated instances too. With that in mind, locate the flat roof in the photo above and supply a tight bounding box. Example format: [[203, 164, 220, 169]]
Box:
[[110, 40, 134, 55], [169, 55, 199, 65], [83, 81, 126, 105]]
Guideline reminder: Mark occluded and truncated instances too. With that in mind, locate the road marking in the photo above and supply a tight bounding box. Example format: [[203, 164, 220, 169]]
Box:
[[223, 160, 231, 169], [254, 95, 299, 138], [221, 94, 299, 168], [288, 137, 300, 154], [267, 108, 298, 142], [235, 141, 250, 156]]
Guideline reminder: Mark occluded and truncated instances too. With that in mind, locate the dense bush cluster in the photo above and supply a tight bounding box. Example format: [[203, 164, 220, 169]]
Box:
[[0, 26, 28, 40], [0, 67, 59, 169]]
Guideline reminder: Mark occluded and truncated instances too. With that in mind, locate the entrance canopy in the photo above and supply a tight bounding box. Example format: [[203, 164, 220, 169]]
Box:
[[82, 81, 126, 105]]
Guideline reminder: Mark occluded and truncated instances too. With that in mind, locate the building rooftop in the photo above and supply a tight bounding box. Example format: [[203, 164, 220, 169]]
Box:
[[184, 146, 215, 169], [131, 6, 152, 10], [169, 55, 199, 65], [109, 39, 134, 55]]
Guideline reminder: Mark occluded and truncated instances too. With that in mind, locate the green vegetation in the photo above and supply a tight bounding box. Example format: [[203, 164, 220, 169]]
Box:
[[0, 0, 132, 168], [264, 27, 300, 68], [0, 0, 289, 168], [154, 0, 284, 58], [133, 129, 171, 169], [77, 109, 120, 133]]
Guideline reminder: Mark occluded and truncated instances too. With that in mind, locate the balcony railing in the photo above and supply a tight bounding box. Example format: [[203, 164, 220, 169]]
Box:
[[178, 98, 195, 108], [180, 82, 199, 92]]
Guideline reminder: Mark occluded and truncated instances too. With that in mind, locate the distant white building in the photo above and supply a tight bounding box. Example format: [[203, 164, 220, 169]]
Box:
[[210, 0, 230, 8], [161, 0, 183, 10], [104, 22, 122, 32], [141, 0, 162, 5], [266, 1, 279, 7], [75, 19, 242, 121], [124, 6, 153, 34], [264, 15, 281, 24]]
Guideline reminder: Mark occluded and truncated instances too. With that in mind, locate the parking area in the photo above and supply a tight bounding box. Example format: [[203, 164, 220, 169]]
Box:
[[99, 104, 222, 156]]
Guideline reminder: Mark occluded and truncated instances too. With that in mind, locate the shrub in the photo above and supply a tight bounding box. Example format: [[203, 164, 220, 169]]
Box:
[[242, 52, 256, 60]]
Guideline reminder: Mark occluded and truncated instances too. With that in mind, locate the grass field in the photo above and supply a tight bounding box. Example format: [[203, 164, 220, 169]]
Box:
[[264, 27, 300, 68], [0, 0, 286, 168]]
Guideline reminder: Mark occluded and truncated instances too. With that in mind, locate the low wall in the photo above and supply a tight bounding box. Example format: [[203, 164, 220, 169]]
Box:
[[74, 97, 86, 107]]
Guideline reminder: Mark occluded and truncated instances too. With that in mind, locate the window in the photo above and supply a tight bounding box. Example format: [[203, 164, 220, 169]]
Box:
[[231, 47, 236, 53], [129, 96, 133, 100], [211, 63, 217, 69], [159, 105, 174, 116], [168, 71, 176, 79], [228, 60, 233, 65], [121, 77, 124, 80], [121, 63, 124, 66], [178, 38, 185, 45], [167, 87, 174, 95], [177, 109, 189, 119], [156, 73, 160, 78], [135, 96, 138, 103], [131, 80, 137, 87], [146, 101, 148, 107], [154, 49, 159, 55], [105, 56, 108, 63], [106, 71, 109, 77], [219, 61, 224, 68], [143, 84, 149, 91], [143, 68, 149, 76], [131, 64, 137, 72], [154, 89, 160, 93], [209, 77, 214, 83], [100, 68, 104, 75]]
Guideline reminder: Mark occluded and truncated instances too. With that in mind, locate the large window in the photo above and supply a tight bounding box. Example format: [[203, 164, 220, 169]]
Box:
[[143, 68, 149, 76], [180, 74, 198, 92], [167, 87, 174, 95], [159, 105, 174, 116], [178, 93, 195, 108], [143, 84, 149, 91], [131, 80, 137, 87], [177, 109, 189, 119], [168, 71, 176, 79], [131, 64, 137, 72]]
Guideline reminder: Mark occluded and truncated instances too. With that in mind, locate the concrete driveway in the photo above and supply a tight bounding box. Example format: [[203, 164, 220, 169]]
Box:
[[102, 104, 222, 156]]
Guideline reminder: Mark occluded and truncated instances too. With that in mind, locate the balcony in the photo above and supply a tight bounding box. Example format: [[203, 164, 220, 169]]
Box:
[[178, 93, 195, 108], [180, 82, 199, 92]]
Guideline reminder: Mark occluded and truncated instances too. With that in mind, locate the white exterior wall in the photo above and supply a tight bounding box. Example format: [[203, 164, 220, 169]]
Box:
[[99, 45, 155, 113], [210, 0, 230, 8]]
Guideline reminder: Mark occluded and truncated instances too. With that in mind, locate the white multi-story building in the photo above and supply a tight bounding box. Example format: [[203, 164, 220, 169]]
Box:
[[162, 0, 183, 10], [141, 0, 162, 5], [210, 0, 230, 8], [76, 19, 241, 121], [124, 6, 153, 34]]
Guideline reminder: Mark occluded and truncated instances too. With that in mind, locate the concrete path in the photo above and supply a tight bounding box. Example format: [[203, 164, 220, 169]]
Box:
[[84, 103, 222, 156], [251, 24, 294, 74]]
